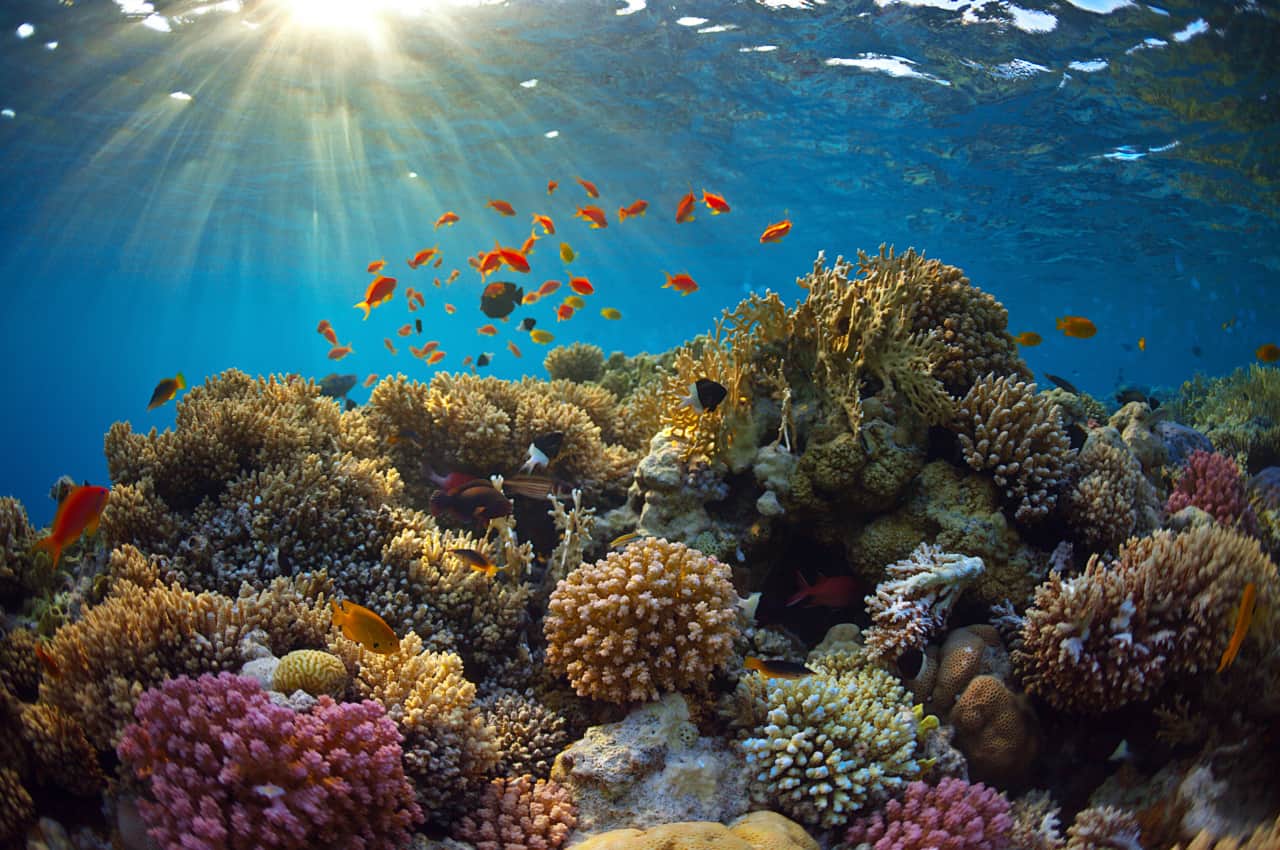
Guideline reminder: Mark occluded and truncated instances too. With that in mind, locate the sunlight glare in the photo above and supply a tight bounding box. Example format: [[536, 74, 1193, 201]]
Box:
[[278, 0, 441, 36]]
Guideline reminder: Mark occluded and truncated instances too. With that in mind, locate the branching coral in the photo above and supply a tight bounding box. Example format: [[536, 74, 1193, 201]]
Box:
[[862, 543, 984, 662], [453, 775, 577, 850], [1063, 426, 1161, 552], [1171, 365, 1280, 473], [0, 767, 32, 847], [0, 496, 45, 596], [544, 538, 739, 704], [1167, 450, 1256, 531], [1014, 525, 1279, 713], [19, 702, 105, 796], [843, 777, 1014, 850], [480, 692, 571, 779], [1064, 806, 1142, 850], [117, 673, 422, 850], [544, 342, 605, 383], [954, 374, 1074, 523]]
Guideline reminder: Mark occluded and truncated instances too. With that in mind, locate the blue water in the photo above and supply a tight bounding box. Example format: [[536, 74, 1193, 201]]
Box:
[[1, 0, 1276, 525]]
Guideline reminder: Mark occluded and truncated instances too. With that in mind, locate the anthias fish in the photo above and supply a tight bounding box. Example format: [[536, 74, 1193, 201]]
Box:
[[33, 484, 110, 570], [1217, 582, 1256, 673], [354, 275, 397, 319], [786, 572, 860, 609]]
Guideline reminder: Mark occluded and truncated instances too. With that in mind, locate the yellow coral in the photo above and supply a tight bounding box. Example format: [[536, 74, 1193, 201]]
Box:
[[273, 649, 348, 697], [544, 342, 605, 382], [19, 702, 105, 796], [573, 815, 818, 850]]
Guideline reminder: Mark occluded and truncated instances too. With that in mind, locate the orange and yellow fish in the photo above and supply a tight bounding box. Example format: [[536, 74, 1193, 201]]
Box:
[[408, 247, 440, 270], [663, 271, 698, 296], [447, 269, 460, 284], [487, 199, 516, 216], [478, 324, 499, 336], [328, 344, 354, 360], [363, 373, 379, 388], [744, 656, 814, 680], [449, 547, 504, 578], [496, 245, 531, 273], [1217, 582, 1256, 673], [520, 234, 538, 256], [576, 177, 599, 198], [600, 307, 622, 320], [1014, 332, 1042, 347], [532, 213, 556, 235], [675, 191, 696, 224], [1138, 336, 1146, 352], [1056, 316, 1097, 339], [569, 276, 594, 296], [427, 350, 447, 365], [32, 484, 110, 570], [564, 295, 586, 309], [367, 259, 386, 273], [147, 373, 187, 410], [444, 303, 456, 315], [701, 189, 730, 214], [530, 329, 554, 344], [1257, 343, 1280, 363], [559, 243, 576, 264], [354, 275, 397, 319], [434, 211, 459, 230], [759, 219, 791, 243], [522, 292, 542, 305], [574, 205, 608, 229], [618, 199, 648, 221], [398, 324, 413, 337], [547, 179, 558, 195], [319, 324, 339, 346], [331, 599, 398, 654]]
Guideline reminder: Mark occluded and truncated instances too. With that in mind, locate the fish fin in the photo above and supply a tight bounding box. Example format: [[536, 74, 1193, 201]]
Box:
[[175, 373, 186, 390], [785, 572, 811, 607], [85, 515, 101, 537], [31, 536, 61, 570], [354, 301, 370, 320]]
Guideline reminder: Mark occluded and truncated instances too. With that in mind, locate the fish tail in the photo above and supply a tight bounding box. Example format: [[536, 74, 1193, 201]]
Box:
[[785, 572, 810, 607], [354, 300, 371, 320], [31, 535, 62, 570], [175, 372, 187, 390]]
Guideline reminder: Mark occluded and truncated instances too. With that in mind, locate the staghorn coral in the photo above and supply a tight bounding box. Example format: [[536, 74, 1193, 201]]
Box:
[[1064, 806, 1142, 850], [544, 342, 605, 383], [19, 701, 105, 796], [740, 665, 922, 828], [1014, 525, 1279, 714], [480, 691, 571, 779], [954, 374, 1074, 523], [1064, 426, 1162, 553], [271, 648, 348, 697], [117, 673, 422, 850], [544, 537, 739, 704], [862, 543, 984, 663], [453, 775, 577, 850], [843, 776, 1014, 850], [1167, 450, 1256, 531]]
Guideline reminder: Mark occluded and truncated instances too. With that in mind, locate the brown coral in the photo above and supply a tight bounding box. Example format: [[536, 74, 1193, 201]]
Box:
[[1065, 806, 1142, 850], [949, 674, 1039, 785], [1063, 426, 1161, 552], [954, 374, 1074, 523], [544, 538, 739, 703], [544, 342, 605, 383], [481, 692, 572, 778], [19, 702, 105, 796], [1172, 816, 1280, 850], [0, 629, 41, 701], [0, 767, 32, 847], [453, 775, 577, 850]]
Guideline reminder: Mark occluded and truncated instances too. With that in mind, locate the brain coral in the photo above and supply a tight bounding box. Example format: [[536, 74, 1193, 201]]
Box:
[[741, 665, 922, 828], [954, 374, 1074, 523], [1014, 525, 1278, 713], [844, 776, 1013, 850], [544, 538, 739, 704], [272, 649, 348, 697]]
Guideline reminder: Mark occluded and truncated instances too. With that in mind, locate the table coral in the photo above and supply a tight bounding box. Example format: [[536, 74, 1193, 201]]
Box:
[[862, 542, 984, 663], [1014, 525, 1279, 713], [117, 672, 422, 850], [453, 775, 577, 850], [1063, 426, 1161, 553], [544, 537, 739, 704], [843, 776, 1014, 850], [1167, 450, 1256, 531]]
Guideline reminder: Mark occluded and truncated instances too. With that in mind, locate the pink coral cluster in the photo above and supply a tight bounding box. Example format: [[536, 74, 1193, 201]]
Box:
[[1167, 449, 1256, 531], [453, 775, 577, 850], [844, 777, 1013, 850], [117, 672, 423, 850]]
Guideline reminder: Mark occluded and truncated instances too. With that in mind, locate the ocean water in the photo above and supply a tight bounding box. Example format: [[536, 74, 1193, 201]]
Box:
[[0, 0, 1276, 526]]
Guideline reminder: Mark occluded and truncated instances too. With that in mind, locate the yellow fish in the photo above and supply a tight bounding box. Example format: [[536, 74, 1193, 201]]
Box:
[[559, 242, 575, 264], [1013, 331, 1041, 347], [530, 329, 555, 344], [609, 531, 641, 549], [600, 307, 622, 320], [330, 599, 398, 654], [564, 295, 586, 309], [1138, 336, 1146, 352]]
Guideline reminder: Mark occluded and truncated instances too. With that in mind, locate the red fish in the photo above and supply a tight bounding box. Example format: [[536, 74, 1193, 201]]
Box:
[[532, 214, 556, 235], [675, 190, 696, 223], [328, 344, 354, 360], [444, 303, 456, 315], [701, 189, 730, 214], [398, 324, 413, 337], [321, 326, 339, 346], [434, 211, 459, 229], [618, 199, 648, 221], [576, 177, 599, 198], [569, 277, 594, 296], [538, 279, 561, 296], [447, 269, 460, 284], [574, 205, 608, 229], [413, 291, 425, 308], [477, 324, 499, 336], [786, 573, 860, 609], [384, 338, 398, 355], [556, 303, 575, 322], [408, 247, 439, 270], [488, 199, 516, 216], [33, 642, 60, 678], [759, 219, 791, 243], [33, 484, 110, 570], [367, 259, 386, 273], [354, 275, 397, 319], [662, 271, 698, 296], [316, 319, 331, 334], [497, 246, 531, 273], [547, 179, 558, 195]]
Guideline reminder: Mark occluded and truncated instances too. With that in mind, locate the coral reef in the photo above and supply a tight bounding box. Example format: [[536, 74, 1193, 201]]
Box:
[[19, 701, 105, 796], [1166, 449, 1256, 531], [454, 775, 577, 850], [1063, 426, 1161, 553], [1064, 806, 1142, 850], [271, 648, 348, 697], [574, 812, 818, 850], [0, 766, 32, 848], [862, 542, 984, 662], [1171, 365, 1280, 472], [117, 672, 422, 850], [0, 496, 45, 598], [544, 342, 605, 383], [949, 674, 1039, 785], [843, 777, 1013, 850], [544, 538, 739, 703], [1172, 817, 1280, 850], [480, 691, 571, 779]]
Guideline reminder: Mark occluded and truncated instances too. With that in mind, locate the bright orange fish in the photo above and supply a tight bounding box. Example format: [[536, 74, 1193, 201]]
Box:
[[413, 291, 425, 308], [398, 324, 413, 337], [422, 340, 440, 354], [574, 205, 608, 229], [759, 219, 791, 243], [33, 484, 110, 570], [1257, 343, 1280, 363], [384, 338, 398, 355], [363, 373, 379, 388], [556, 304, 575, 321], [355, 275, 397, 319], [433, 277, 442, 289], [497, 246, 531, 273], [520, 235, 538, 256], [367, 259, 386, 273], [444, 303, 456, 315], [538, 279, 561, 296], [331, 599, 398, 654], [1217, 582, 1256, 673], [701, 189, 730, 214], [328, 344, 354, 360], [434, 211, 459, 230], [478, 250, 503, 277], [618, 199, 648, 221], [488, 199, 516, 216], [321, 326, 339, 346], [576, 177, 599, 198], [447, 269, 460, 284], [408, 247, 439, 270], [663, 271, 698, 296], [547, 180, 558, 195], [522, 292, 541, 305], [427, 350, 446, 365], [1014, 332, 1042, 347], [675, 191, 696, 224], [507, 340, 523, 358], [1138, 336, 1146, 352], [1056, 316, 1097, 339], [316, 319, 331, 333], [432, 256, 442, 268], [478, 324, 499, 336], [569, 277, 594, 296], [532, 214, 556, 235]]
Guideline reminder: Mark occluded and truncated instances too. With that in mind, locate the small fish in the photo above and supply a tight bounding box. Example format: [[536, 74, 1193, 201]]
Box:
[[434, 211, 459, 229], [675, 190, 696, 223], [345, 399, 356, 412], [32, 484, 110, 570], [409, 343, 430, 358], [1043, 373, 1079, 394], [476, 352, 492, 368], [444, 303, 456, 315], [560, 242, 576, 264], [522, 292, 542, 305], [422, 341, 440, 354], [1108, 740, 1134, 763], [478, 324, 499, 336], [1056, 315, 1097, 339], [600, 307, 622, 320], [398, 324, 413, 337], [1191, 344, 1203, 358], [744, 657, 814, 680], [33, 642, 60, 678], [384, 338, 398, 355], [480, 281, 524, 320], [535, 280, 559, 297], [569, 277, 594, 296], [354, 275, 397, 319], [367, 259, 386, 273], [564, 295, 586, 309], [574, 205, 608, 229], [519, 318, 538, 332], [449, 547, 504, 578], [532, 213, 556, 235], [507, 340, 523, 358], [318, 373, 357, 398], [1138, 336, 1146, 352], [462, 355, 473, 367], [408, 246, 440, 270], [786, 572, 860, 609], [547, 179, 558, 195], [415, 318, 423, 334], [387, 428, 421, 446], [663, 271, 699, 296], [427, 350, 446, 365], [610, 531, 641, 549], [520, 235, 538, 256], [316, 319, 332, 333], [1257, 343, 1280, 363], [1014, 331, 1042, 347], [488, 199, 516, 216], [328, 344, 354, 360], [320, 326, 339, 346], [618, 199, 648, 221], [496, 245, 531, 273], [701, 189, 730, 214], [1217, 581, 1256, 673], [521, 431, 564, 474], [147, 373, 187, 410], [759, 218, 791, 243], [330, 599, 399, 654], [576, 177, 599, 198], [530, 329, 554, 344], [678, 378, 727, 414], [447, 269, 460, 283], [363, 373, 379, 387], [556, 304, 575, 322]]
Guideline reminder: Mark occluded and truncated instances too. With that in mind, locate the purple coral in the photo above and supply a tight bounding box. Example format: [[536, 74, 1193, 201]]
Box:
[[117, 672, 422, 850], [1166, 449, 1255, 530], [844, 777, 1013, 850]]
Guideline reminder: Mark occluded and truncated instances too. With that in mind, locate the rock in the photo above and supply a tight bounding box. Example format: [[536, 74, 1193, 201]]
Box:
[[238, 655, 280, 690], [1156, 420, 1214, 469]]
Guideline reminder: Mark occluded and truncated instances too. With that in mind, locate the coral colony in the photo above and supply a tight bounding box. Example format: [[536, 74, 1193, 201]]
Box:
[[2, 247, 1279, 849]]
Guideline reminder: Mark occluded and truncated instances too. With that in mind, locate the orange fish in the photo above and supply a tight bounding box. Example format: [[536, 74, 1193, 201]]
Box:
[[413, 291, 425, 308], [1257, 343, 1280, 363], [520, 235, 538, 256], [547, 179, 558, 195], [569, 277, 594, 296], [367, 259, 386, 273], [384, 338, 398, 355], [574, 205, 608, 229], [355, 275, 397, 319], [321, 326, 339, 346], [478, 250, 503, 278], [328, 344, 354, 360], [1138, 336, 1146, 352], [363, 373, 379, 388], [522, 292, 542, 305], [618, 199, 648, 221], [32, 484, 110, 570], [488, 199, 516, 216], [1056, 316, 1097, 339], [538, 279, 561, 296], [331, 599, 398, 654], [759, 219, 791, 243], [497, 246, 531, 273], [478, 324, 499, 336], [462, 355, 473, 366], [576, 177, 599, 198], [444, 303, 456, 315], [434, 211, 459, 230], [507, 340, 523, 358], [1014, 332, 1042, 347], [433, 256, 443, 268], [483, 282, 508, 298], [663, 271, 698, 296], [701, 189, 730, 214], [408, 247, 439, 269], [556, 303, 575, 321], [433, 277, 442, 289], [1218, 582, 1256, 673], [398, 324, 413, 337], [447, 269, 460, 284], [675, 191, 696, 223], [532, 213, 556, 235], [422, 341, 440, 354], [316, 319, 331, 333], [427, 350, 446, 365]]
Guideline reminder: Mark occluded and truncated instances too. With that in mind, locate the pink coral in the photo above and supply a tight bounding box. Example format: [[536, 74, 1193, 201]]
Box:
[[844, 777, 1013, 850], [1167, 450, 1255, 530], [117, 673, 422, 850], [453, 775, 577, 850]]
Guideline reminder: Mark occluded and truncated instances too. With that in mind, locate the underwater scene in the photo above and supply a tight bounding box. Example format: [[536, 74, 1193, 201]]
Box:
[[1, 0, 1279, 847]]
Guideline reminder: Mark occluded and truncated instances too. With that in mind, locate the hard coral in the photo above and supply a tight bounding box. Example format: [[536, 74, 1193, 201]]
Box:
[[0, 767, 33, 847], [862, 542, 984, 663], [544, 538, 739, 704], [1171, 364, 1280, 473], [271, 649, 348, 697], [949, 674, 1038, 785], [1014, 525, 1278, 713], [453, 775, 577, 850], [844, 777, 1014, 850], [117, 673, 422, 850], [480, 692, 571, 779], [1167, 450, 1256, 531], [544, 342, 605, 383], [0, 496, 44, 596], [1063, 426, 1161, 553], [954, 374, 1074, 523], [1064, 806, 1142, 850]]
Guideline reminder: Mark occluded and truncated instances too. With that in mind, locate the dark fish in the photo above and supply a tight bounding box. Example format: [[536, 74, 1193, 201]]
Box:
[[415, 318, 423, 334], [147, 373, 187, 410], [319, 373, 358, 398], [430, 477, 512, 528], [480, 281, 524, 320], [518, 317, 537, 332], [679, 378, 728, 413], [520, 431, 565, 473], [744, 656, 814, 680], [345, 398, 357, 412], [1043, 373, 1079, 395], [476, 353, 492, 368]]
